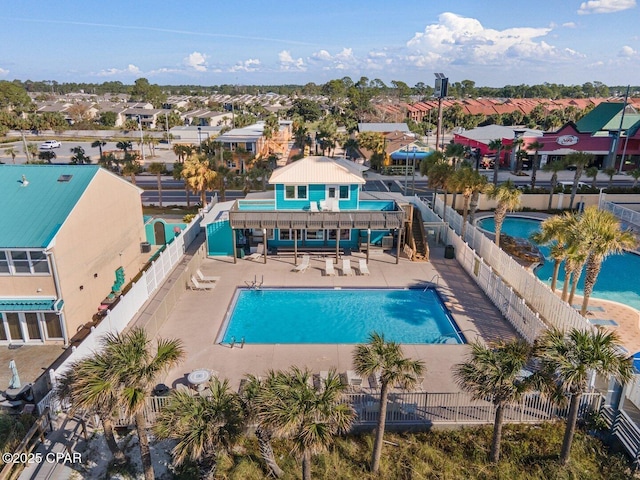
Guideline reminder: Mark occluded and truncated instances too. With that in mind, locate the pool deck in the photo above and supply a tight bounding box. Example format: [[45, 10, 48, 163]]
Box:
[[153, 246, 519, 393]]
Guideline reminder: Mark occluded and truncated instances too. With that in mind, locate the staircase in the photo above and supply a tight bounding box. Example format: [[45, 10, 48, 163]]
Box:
[[408, 207, 429, 261]]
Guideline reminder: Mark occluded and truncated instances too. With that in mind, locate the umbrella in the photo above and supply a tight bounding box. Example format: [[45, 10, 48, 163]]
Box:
[[8, 360, 20, 390]]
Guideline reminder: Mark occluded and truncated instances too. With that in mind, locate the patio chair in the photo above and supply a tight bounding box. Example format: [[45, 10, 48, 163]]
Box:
[[309, 201, 319, 212], [196, 269, 221, 283], [189, 276, 215, 290], [246, 243, 265, 261], [358, 259, 370, 275], [346, 370, 363, 387], [330, 198, 340, 212], [324, 259, 336, 276], [341, 259, 354, 276], [319, 199, 329, 211], [292, 254, 310, 273]]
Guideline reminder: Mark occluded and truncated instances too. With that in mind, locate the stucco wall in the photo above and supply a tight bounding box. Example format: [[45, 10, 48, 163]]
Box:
[[52, 169, 147, 335], [0, 269, 56, 297]]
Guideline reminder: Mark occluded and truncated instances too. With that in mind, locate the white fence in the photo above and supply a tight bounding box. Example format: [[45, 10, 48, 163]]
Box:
[[431, 197, 593, 338], [602, 200, 640, 230], [37, 210, 206, 414]]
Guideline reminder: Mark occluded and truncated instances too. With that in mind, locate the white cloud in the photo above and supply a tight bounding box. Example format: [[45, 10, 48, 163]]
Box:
[[578, 0, 636, 14], [562, 22, 577, 28], [308, 48, 358, 70], [184, 51, 208, 72], [0, 67, 8, 76], [95, 64, 141, 77], [405, 12, 579, 68], [230, 58, 261, 72], [278, 50, 306, 71], [619, 45, 637, 56]]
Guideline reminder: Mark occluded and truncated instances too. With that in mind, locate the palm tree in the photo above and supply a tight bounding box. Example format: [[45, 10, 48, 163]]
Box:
[[26, 143, 38, 163], [57, 352, 127, 466], [173, 144, 193, 163], [485, 180, 522, 248], [352, 332, 425, 474], [102, 327, 184, 480], [147, 162, 165, 208], [255, 367, 355, 480], [543, 159, 566, 211], [627, 168, 640, 188], [585, 166, 599, 189], [577, 206, 637, 316], [122, 160, 141, 185], [531, 213, 576, 293], [154, 378, 244, 479], [238, 375, 284, 478], [449, 165, 487, 238], [427, 159, 454, 222], [454, 339, 533, 462], [444, 142, 465, 169], [565, 152, 593, 209], [70, 146, 91, 164], [488, 139, 504, 185], [92, 139, 107, 160], [528, 140, 544, 189], [4, 147, 17, 164], [182, 155, 217, 209], [116, 140, 132, 155], [38, 150, 56, 163], [602, 166, 617, 190], [535, 328, 632, 465]]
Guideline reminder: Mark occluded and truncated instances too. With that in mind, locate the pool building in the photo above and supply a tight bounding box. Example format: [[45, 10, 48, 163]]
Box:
[[203, 156, 414, 261]]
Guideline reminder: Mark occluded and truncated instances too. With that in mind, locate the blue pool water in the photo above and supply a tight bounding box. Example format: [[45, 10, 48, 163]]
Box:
[[478, 217, 640, 311], [219, 288, 464, 344]]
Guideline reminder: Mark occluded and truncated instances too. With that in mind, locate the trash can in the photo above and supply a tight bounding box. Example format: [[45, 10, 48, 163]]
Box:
[[236, 249, 245, 259], [444, 245, 455, 259]]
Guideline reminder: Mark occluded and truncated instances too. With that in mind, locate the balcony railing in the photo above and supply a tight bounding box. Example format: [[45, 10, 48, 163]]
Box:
[[228, 202, 406, 230]]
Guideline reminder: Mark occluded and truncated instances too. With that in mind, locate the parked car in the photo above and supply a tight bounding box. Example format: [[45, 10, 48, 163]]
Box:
[[39, 140, 61, 149]]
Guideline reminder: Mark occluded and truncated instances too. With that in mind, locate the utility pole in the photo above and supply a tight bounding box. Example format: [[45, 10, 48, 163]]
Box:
[[434, 73, 448, 152]]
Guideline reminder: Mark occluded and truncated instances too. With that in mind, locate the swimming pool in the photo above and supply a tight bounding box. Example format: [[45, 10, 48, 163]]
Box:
[[218, 288, 465, 344], [477, 216, 640, 311]]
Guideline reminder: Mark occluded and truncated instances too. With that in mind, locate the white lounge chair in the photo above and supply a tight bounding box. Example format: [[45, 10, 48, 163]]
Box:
[[341, 259, 354, 276], [246, 243, 265, 261], [325, 259, 336, 276], [196, 269, 221, 283], [330, 198, 340, 212], [358, 259, 370, 275], [346, 370, 363, 387], [319, 199, 329, 211], [292, 254, 310, 273], [189, 276, 215, 290], [309, 201, 319, 212]]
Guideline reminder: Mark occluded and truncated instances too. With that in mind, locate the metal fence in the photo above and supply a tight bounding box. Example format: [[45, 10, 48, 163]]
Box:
[[602, 200, 640, 231]]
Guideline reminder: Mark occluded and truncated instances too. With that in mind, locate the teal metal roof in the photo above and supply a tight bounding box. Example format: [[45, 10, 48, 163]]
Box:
[[575, 103, 624, 133], [0, 298, 63, 311], [0, 165, 100, 248]]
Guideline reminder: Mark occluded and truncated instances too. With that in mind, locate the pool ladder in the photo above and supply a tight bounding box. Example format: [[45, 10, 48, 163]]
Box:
[[425, 274, 440, 289], [228, 336, 245, 349]]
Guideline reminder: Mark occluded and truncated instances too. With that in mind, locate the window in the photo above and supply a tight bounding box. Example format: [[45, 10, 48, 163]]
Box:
[[327, 185, 350, 200], [306, 230, 324, 241], [44, 313, 63, 339], [284, 185, 308, 200], [328, 230, 351, 241], [0, 252, 8, 274], [25, 313, 41, 340], [0, 250, 50, 275], [279, 229, 302, 241]]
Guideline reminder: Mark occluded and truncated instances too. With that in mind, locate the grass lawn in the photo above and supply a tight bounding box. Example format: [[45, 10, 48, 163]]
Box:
[[172, 422, 632, 479]]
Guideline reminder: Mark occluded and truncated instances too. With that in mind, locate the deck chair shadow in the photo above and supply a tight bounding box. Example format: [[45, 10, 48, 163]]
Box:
[[292, 254, 310, 273], [246, 243, 265, 261], [358, 259, 370, 275], [189, 276, 215, 290], [341, 259, 354, 276], [196, 269, 220, 283], [324, 258, 336, 276]]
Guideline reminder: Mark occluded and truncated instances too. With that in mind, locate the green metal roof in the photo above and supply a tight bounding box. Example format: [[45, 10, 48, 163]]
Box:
[[0, 165, 100, 248], [575, 103, 624, 133], [0, 298, 63, 311]]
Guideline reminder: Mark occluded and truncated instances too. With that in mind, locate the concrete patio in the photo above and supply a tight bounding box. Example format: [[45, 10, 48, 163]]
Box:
[[155, 245, 519, 393]]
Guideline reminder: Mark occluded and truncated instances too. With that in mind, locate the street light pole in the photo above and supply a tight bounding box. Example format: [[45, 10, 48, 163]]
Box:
[[138, 115, 145, 163], [403, 145, 409, 195], [411, 146, 417, 196]]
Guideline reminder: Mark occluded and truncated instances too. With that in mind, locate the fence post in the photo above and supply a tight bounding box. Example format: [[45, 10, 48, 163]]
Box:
[[455, 392, 460, 423]]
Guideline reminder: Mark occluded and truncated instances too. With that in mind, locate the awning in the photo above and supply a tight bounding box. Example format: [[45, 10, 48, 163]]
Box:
[[0, 298, 63, 312], [390, 151, 434, 161]]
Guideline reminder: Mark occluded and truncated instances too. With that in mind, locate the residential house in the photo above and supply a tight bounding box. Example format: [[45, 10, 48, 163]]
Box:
[[204, 156, 406, 259], [123, 108, 164, 129], [0, 165, 148, 346]]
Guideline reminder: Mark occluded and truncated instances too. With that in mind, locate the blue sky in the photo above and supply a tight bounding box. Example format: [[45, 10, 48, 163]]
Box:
[[0, 0, 638, 87]]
